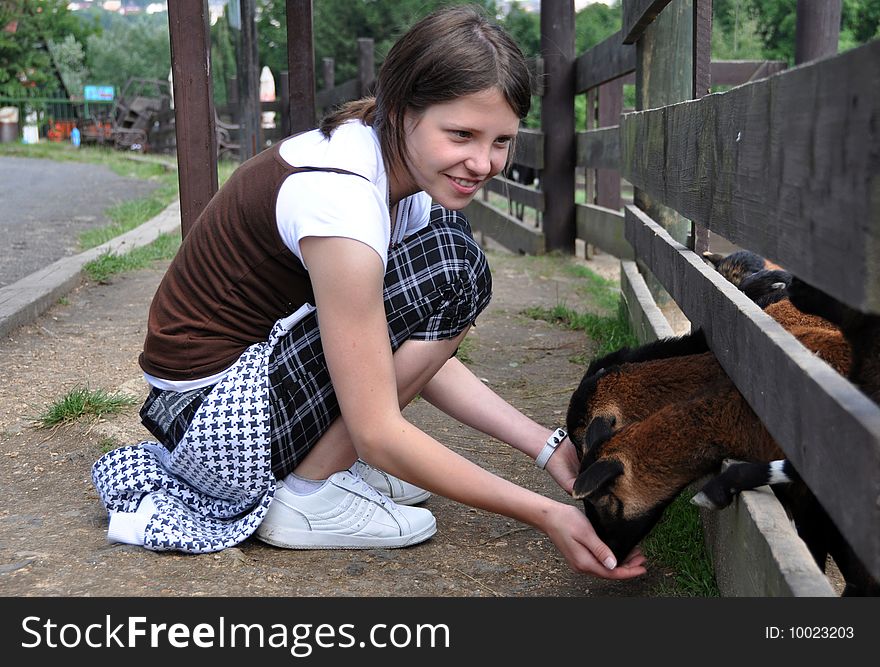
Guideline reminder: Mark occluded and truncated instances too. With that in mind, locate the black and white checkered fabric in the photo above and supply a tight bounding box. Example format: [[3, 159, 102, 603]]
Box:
[[91, 205, 491, 553], [267, 206, 491, 477]]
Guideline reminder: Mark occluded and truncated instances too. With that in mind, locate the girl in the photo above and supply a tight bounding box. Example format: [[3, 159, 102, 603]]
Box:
[[93, 4, 646, 582]]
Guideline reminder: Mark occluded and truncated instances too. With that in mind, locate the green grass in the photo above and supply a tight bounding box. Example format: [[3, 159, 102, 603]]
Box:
[[456, 335, 475, 365], [35, 385, 137, 428], [562, 263, 620, 312], [643, 492, 720, 597], [524, 302, 637, 359], [83, 232, 182, 282]]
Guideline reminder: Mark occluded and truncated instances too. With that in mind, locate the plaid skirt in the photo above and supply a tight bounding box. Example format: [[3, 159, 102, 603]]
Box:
[[91, 206, 491, 552]]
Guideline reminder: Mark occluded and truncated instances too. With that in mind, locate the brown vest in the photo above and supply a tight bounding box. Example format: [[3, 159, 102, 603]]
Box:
[[139, 143, 363, 381]]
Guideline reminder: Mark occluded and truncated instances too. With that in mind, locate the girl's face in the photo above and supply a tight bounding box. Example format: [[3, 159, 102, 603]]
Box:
[[397, 87, 520, 209]]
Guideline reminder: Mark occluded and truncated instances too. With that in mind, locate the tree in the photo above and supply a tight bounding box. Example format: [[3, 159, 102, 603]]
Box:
[[256, 0, 498, 90], [85, 13, 171, 94], [0, 0, 96, 97]]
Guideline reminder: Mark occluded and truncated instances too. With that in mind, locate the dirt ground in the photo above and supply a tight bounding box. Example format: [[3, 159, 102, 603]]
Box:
[[0, 245, 672, 597]]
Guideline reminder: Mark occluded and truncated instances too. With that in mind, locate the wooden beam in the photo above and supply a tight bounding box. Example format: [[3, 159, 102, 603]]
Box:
[[711, 60, 787, 86], [540, 0, 576, 252], [576, 127, 619, 170], [575, 30, 636, 93], [167, 0, 217, 237], [512, 128, 544, 170], [620, 259, 675, 342], [796, 0, 842, 65], [597, 79, 623, 210], [357, 38, 375, 96], [235, 0, 261, 160], [576, 203, 634, 260], [484, 175, 544, 211], [286, 0, 316, 134], [622, 0, 673, 44], [463, 200, 544, 255], [620, 40, 880, 313], [625, 203, 880, 581]]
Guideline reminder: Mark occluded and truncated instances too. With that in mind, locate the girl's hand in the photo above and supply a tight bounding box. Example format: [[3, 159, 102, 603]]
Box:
[[543, 502, 648, 580]]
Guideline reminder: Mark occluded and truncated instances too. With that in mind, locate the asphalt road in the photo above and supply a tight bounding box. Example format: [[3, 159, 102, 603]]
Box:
[[0, 156, 160, 288]]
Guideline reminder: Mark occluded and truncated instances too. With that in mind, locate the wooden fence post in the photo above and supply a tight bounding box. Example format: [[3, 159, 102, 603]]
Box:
[[358, 38, 375, 96], [235, 0, 262, 160], [540, 0, 576, 253], [167, 0, 217, 238], [286, 0, 317, 134], [280, 71, 290, 137], [796, 0, 842, 64], [323, 58, 335, 91]]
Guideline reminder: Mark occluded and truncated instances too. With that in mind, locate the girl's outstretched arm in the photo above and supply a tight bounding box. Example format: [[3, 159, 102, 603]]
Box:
[[300, 235, 646, 580]]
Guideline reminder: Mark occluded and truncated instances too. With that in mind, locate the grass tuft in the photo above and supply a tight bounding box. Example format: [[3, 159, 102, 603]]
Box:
[[523, 302, 637, 359], [83, 232, 181, 282], [643, 492, 720, 597], [36, 385, 137, 428]]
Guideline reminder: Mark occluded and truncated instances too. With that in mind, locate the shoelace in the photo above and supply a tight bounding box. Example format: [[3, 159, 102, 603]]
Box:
[[347, 471, 399, 510]]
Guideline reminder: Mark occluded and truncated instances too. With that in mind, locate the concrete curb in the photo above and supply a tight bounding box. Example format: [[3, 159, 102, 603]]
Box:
[[0, 199, 181, 340]]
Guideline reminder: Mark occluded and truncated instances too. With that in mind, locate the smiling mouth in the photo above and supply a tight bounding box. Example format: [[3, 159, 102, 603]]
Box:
[[446, 175, 482, 194]]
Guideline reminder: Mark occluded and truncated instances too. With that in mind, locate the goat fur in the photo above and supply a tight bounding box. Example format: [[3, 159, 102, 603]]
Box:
[[567, 251, 877, 596]]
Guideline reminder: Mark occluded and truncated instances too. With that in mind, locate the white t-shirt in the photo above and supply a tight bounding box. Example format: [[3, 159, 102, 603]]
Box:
[[276, 121, 432, 270]]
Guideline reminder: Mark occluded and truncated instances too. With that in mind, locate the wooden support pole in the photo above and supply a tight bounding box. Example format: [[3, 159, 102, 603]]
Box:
[[236, 0, 261, 160], [286, 0, 317, 134], [796, 0, 842, 64], [167, 0, 217, 238], [323, 58, 335, 91], [358, 38, 375, 96], [540, 0, 576, 253], [596, 79, 622, 211], [280, 71, 290, 137]]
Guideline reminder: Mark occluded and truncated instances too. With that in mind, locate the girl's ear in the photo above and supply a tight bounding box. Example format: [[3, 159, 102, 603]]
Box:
[[573, 458, 623, 500]]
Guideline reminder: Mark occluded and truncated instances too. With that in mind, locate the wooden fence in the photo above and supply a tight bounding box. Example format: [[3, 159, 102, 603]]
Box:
[[164, 0, 878, 596], [565, 0, 879, 596]]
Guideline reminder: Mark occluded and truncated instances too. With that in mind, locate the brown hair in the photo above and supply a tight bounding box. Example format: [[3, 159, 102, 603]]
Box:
[[320, 4, 531, 175]]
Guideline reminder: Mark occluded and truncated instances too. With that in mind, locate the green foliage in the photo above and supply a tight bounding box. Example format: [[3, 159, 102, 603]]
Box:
[[85, 13, 170, 92], [0, 0, 97, 97], [46, 33, 88, 98], [574, 0, 621, 52], [35, 385, 136, 428], [711, 0, 766, 60]]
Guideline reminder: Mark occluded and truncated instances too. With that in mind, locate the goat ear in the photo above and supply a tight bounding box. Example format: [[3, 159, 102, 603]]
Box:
[[573, 459, 624, 500], [702, 251, 724, 267]]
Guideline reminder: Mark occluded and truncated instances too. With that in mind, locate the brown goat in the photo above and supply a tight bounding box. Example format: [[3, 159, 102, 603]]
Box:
[[567, 252, 877, 595]]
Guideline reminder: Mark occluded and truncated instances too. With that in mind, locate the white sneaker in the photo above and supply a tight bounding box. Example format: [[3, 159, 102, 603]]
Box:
[[255, 470, 436, 550], [351, 459, 432, 505]]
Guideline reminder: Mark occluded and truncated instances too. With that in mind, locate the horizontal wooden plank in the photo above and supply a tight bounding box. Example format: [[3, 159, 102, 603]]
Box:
[[315, 78, 359, 110], [711, 60, 787, 86], [576, 203, 634, 260], [512, 128, 543, 170], [484, 175, 544, 211], [576, 127, 620, 170], [620, 40, 880, 313], [463, 199, 545, 255], [575, 30, 636, 93], [625, 204, 880, 581], [699, 475, 836, 596], [620, 258, 674, 342], [622, 0, 672, 44]]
